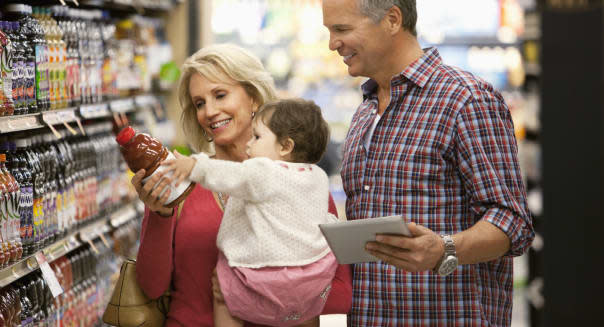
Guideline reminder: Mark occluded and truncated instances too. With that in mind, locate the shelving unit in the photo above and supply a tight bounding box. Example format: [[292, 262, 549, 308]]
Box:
[[0, 95, 153, 134], [0, 202, 140, 288], [0, 0, 180, 322]]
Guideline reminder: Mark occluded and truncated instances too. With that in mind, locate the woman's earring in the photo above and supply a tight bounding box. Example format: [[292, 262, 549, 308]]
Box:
[[251, 112, 256, 118], [202, 128, 213, 142]]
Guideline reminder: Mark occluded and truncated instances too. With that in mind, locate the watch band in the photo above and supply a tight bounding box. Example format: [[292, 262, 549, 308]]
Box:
[[442, 235, 456, 256], [433, 234, 457, 274]]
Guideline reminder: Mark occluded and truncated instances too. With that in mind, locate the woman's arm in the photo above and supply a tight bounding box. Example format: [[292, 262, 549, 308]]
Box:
[[131, 168, 178, 299], [136, 207, 177, 299]]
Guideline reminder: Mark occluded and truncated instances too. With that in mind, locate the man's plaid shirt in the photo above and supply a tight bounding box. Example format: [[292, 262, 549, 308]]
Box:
[[341, 48, 534, 326]]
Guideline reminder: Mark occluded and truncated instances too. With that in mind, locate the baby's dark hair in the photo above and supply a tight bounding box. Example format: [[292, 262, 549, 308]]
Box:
[[255, 98, 330, 164]]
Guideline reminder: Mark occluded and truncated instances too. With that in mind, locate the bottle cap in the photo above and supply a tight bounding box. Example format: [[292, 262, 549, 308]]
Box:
[[116, 126, 135, 146], [0, 154, 6, 162]]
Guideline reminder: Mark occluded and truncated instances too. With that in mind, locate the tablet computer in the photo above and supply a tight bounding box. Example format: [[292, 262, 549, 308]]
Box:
[[319, 215, 411, 264]]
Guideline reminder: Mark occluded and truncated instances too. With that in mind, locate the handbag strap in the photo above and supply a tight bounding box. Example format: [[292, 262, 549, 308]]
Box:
[[176, 200, 185, 221]]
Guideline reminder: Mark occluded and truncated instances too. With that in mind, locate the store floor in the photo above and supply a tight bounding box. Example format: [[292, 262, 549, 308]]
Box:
[[319, 256, 530, 327]]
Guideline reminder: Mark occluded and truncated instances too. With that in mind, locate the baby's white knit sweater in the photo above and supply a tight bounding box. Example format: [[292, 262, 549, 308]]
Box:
[[189, 153, 337, 268]]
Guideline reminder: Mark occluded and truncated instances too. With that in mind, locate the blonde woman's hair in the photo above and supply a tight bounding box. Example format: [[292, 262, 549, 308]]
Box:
[[178, 44, 278, 153]]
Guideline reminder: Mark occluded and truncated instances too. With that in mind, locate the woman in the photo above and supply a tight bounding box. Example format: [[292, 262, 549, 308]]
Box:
[[132, 44, 352, 326]]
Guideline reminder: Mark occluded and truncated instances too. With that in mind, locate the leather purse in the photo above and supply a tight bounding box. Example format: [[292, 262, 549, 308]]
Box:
[[102, 259, 170, 327], [103, 201, 185, 326]]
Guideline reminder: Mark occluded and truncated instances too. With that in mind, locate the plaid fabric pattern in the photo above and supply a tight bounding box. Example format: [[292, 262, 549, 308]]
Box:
[[341, 48, 534, 327]]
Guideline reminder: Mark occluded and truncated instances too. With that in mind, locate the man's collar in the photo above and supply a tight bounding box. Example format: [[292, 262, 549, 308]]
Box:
[[361, 47, 442, 98]]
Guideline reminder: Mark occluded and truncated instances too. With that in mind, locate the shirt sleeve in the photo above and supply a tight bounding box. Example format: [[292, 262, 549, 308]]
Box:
[[136, 207, 177, 299], [455, 94, 534, 257], [189, 154, 278, 202]]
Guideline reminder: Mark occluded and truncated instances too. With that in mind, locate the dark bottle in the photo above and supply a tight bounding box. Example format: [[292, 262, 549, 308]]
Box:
[[3, 142, 24, 261], [15, 138, 33, 257], [3, 4, 38, 114], [17, 282, 33, 326], [7, 22, 26, 115], [116, 126, 195, 208], [24, 137, 43, 253]]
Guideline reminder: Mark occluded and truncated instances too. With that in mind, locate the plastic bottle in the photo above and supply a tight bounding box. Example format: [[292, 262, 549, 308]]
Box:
[[0, 154, 18, 263], [2, 142, 23, 261], [14, 139, 33, 257], [116, 126, 195, 207], [5, 22, 26, 115], [2, 5, 39, 114], [0, 23, 9, 116], [31, 6, 50, 112]]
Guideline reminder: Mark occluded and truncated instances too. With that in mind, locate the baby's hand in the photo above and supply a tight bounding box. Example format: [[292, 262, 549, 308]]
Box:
[[162, 150, 196, 186]]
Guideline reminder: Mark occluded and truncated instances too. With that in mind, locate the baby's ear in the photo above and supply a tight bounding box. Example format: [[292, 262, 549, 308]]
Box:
[[279, 138, 295, 158]]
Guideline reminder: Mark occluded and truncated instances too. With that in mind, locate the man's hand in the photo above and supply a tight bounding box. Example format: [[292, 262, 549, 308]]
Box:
[[365, 222, 444, 271]]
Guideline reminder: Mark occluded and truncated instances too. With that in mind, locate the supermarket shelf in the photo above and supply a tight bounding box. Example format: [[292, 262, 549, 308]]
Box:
[[0, 96, 149, 134], [110, 98, 136, 114], [0, 114, 44, 133], [41, 108, 79, 125], [0, 203, 139, 288], [79, 103, 111, 119], [135, 94, 160, 108]]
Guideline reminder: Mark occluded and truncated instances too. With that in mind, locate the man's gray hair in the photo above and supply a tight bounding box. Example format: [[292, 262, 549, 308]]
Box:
[[357, 0, 417, 36]]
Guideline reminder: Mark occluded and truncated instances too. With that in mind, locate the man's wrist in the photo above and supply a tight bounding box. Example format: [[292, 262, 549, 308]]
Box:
[[433, 236, 446, 270]]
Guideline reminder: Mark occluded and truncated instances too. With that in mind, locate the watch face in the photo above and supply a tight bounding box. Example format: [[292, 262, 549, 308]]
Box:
[[438, 256, 458, 276]]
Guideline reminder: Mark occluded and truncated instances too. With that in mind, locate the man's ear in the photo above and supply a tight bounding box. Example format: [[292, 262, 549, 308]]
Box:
[[279, 138, 295, 158], [383, 5, 403, 35]]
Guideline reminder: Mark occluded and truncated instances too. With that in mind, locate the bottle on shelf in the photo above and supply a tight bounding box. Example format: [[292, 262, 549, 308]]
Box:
[[0, 22, 14, 117], [0, 152, 22, 262], [0, 153, 19, 264], [116, 125, 195, 208], [4, 21, 26, 116], [2, 4, 39, 115]]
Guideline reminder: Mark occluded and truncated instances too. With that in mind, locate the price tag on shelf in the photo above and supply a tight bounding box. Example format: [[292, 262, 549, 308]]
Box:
[[87, 240, 100, 254], [75, 117, 86, 135], [35, 252, 64, 298], [99, 233, 110, 248]]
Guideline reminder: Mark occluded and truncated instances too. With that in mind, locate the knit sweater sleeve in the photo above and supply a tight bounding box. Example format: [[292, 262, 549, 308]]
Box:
[[136, 206, 177, 299], [189, 154, 278, 202]]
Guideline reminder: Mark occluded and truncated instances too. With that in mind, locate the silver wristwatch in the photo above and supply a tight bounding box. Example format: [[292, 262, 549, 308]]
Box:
[[434, 235, 458, 276]]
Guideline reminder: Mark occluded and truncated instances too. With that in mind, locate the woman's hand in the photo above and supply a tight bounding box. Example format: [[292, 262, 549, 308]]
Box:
[[212, 269, 225, 303], [131, 168, 173, 216]]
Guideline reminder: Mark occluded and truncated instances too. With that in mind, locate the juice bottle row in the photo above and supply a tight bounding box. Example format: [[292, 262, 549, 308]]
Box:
[[0, 121, 134, 266], [0, 234, 127, 327], [0, 4, 169, 116]]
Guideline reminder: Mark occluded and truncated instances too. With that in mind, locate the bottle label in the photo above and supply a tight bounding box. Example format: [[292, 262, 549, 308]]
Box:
[[142, 151, 194, 206]]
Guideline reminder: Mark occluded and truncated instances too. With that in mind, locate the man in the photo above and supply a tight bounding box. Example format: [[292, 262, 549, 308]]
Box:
[[322, 0, 534, 326]]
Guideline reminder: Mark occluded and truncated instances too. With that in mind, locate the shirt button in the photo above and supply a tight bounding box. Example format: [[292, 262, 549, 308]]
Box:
[[364, 185, 370, 191]]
